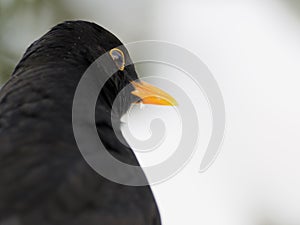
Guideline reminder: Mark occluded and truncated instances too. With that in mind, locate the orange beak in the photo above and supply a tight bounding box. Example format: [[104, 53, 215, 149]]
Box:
[[131, 81, 178, 106]]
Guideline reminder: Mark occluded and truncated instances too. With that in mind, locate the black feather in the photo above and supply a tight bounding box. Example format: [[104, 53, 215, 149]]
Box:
[[0, 21, 161, 225]]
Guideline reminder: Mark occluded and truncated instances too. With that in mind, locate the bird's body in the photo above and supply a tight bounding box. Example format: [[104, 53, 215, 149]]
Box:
[[0, 21, 161, 225]]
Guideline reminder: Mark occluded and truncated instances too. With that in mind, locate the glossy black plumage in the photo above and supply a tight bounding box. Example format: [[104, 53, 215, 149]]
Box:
[[0, 21, 161, 225]]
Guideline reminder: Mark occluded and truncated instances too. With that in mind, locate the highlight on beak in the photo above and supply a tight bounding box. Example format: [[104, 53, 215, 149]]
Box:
[[131, 80, 178, 106]]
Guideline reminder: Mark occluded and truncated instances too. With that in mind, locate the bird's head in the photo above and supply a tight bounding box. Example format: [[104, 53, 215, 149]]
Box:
[[77, 22, 178, 117], [12, 20, 177, 118]]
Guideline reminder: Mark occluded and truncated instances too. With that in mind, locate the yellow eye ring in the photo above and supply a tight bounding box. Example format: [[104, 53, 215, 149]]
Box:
[[109, 48, 125, 71]]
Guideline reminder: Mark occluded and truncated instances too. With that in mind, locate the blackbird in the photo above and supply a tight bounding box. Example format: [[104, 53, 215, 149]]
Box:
[[0, 21, 176, 225]]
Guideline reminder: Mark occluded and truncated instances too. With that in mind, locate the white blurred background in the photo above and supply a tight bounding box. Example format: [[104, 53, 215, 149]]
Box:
[[1, 0, 300, 225]]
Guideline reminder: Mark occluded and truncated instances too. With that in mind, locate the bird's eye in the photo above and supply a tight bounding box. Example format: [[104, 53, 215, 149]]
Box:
[[109, 48, 125, 71]]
